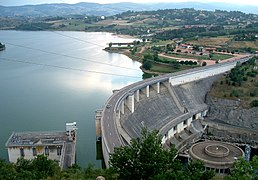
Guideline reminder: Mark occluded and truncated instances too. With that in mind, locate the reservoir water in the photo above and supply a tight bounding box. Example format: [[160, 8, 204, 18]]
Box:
[[0, 30, 142, 167]]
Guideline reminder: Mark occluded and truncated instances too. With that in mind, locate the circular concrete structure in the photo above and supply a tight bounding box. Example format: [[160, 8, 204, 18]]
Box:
[[189, 141, 244, 171], [100, 57, 250, 167], [205, 144, 230, 158]]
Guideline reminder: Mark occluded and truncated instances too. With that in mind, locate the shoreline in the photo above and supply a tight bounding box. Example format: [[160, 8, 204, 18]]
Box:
[[112, 33, 137, 39]]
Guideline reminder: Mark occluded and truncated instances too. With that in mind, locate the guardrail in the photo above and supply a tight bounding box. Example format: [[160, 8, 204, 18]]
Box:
[[101, 56, 252, 167]]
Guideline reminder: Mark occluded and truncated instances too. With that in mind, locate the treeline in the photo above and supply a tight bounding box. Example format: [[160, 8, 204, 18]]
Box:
[[117, 8, 256, 27], [154, 26, 258, 40], [222, 57, 258, 107], [142, 52, 198, 71], [0, 155, 115, 180], [15, 22, 54, 31], [1, 129, 258, 179], [227, 58, 257, 87]]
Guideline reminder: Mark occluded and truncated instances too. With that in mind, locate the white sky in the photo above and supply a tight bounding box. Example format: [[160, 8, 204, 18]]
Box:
[[1, 0, 257, 6]]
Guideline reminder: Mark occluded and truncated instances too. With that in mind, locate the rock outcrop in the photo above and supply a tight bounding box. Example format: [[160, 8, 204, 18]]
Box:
[[205, 95, 258, 131]]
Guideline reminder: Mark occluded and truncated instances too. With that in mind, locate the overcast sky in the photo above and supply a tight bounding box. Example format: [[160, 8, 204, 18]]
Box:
[[1, 0, 257, 6]]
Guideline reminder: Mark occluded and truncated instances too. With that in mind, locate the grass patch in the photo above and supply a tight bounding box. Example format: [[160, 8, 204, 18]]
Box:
[[159, 56, 179, 62], [228, 40, 258, 49], [150, 62, 197, 73], [165, 52, 233, 61], [186, 37, 231, 47], [148, 40, 176, 46], [212, 53, 234, 60], [209, 61, 258, 108]]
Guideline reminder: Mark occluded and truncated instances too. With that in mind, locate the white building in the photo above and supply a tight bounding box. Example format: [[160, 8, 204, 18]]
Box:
[[5, 122, 77, 168]]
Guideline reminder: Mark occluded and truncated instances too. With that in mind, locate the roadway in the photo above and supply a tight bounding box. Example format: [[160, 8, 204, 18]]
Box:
[[101, 56, 252, 162]]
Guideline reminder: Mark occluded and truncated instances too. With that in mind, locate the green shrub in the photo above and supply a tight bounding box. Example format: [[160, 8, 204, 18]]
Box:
[[230, 89, 239, 97], [250, 100, 258, 107], [247, 71, 256, 77], [142, 60, 152, 70], [250, 91, 257, 97]]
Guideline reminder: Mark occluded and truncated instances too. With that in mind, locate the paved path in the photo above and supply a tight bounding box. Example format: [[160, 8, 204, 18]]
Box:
[[101, 56, 251, 166], [61, 141, 75, 169]]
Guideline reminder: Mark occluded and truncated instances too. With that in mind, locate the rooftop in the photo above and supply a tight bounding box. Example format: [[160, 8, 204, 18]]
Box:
[[6, 131, 68, 147], [189, 141, 244, 169]]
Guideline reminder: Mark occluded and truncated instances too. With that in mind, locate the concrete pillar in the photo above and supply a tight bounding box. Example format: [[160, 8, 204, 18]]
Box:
[[136, 90, 140, 102], [146, 85, 150, 98], [169, 77, 172, 84], [116, 110, 121, 120], [187, 117, 192, 126], [128, 94, 135, 113], [121, 100, 125, 114], [157, 82, 160, 94]]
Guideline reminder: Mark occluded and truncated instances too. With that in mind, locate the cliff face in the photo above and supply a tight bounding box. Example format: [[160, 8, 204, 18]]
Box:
[[205, 95, 258, 130]]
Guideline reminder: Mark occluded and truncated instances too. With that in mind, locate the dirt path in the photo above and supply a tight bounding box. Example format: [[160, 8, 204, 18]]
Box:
[[139, 46, 146, 54], [159, 53, 250, 66], [159, 53, 215, 65]]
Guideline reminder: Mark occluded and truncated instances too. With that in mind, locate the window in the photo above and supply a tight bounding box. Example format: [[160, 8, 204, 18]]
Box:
[[32, 147, 37, 156], [20, 148, 25, 157], [45, 147, 49, 156], [193, 114, 196, 120], [165, 133, 168, 138], [57, 146, 62, 156], [183, 120, 187, 126]]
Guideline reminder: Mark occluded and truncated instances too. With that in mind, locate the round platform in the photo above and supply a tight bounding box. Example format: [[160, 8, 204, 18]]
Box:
[[189, 141, 244, 169]]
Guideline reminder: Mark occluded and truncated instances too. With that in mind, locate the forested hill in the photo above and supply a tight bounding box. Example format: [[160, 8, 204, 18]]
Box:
[[0, 2, 257, 17]]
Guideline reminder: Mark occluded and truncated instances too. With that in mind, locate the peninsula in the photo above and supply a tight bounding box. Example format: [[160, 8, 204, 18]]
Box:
[[0, 43, 5, 51]]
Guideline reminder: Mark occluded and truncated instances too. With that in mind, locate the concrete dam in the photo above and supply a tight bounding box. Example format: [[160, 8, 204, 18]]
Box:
[[97, 56, 252, 167]]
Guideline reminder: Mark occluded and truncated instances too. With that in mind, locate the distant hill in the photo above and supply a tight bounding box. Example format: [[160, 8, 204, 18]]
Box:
[[0, 2, 257, 17]]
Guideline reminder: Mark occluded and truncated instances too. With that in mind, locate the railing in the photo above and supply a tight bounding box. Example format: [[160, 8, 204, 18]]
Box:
[[101, 56, 252, 167]]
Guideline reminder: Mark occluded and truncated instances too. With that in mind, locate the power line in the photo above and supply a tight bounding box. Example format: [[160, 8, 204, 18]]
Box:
[[51, 31, 104, 48], [26, 27, 164, 65], [5, 42, 141, 72], [0, 57, 141, 78]]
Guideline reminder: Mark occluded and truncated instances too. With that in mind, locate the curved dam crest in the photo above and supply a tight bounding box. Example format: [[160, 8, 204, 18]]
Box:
[[99, 57, 252, 167]]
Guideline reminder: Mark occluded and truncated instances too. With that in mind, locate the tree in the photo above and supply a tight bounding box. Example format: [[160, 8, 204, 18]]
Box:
[[153, 52, 159, 62], [0, 159, 16, 180], [15, 155, 60, 179], [142, 59, 152, 70], [202, 61, 207, 66], [250, 100, 258, 107], [15, 158, 36, 179], [186, 160, 215, 180], [209, 53, 213, 59], [143, 53, 154, 61], [109, 128, 178, 179], [166, 44, 173, 51], [109, 128, 214, 180], [226, 156, 258, 180], [31, 154, 60, 179]]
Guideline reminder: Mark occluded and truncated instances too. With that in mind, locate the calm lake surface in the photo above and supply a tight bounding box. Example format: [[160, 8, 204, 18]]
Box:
[[0, 30, 142, 167]]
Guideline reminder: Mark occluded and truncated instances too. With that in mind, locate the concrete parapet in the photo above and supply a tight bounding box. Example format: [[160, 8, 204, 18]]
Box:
[[120, 100, 125, 114], [100, 56, 252, 168], [95, 110, 103, 138]]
